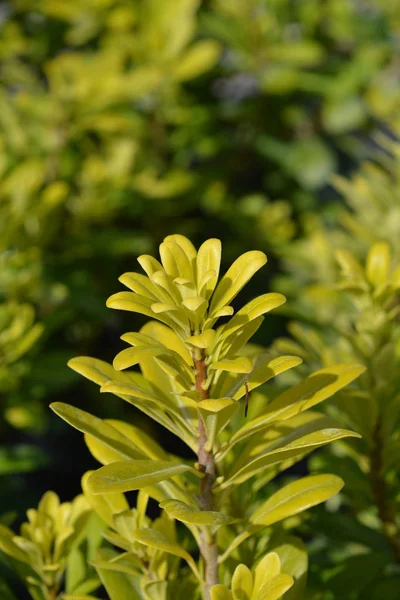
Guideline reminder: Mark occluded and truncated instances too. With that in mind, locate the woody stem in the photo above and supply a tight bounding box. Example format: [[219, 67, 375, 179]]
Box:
[[194, 350, 218, 599]]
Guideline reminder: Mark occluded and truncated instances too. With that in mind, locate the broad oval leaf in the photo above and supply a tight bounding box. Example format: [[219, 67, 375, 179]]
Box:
[[259, 574, 294, 600], [250, 474, 344, 526], [88, 460, 195, 494], [232, 564, 253, 600], [159, 500, 235, 526]]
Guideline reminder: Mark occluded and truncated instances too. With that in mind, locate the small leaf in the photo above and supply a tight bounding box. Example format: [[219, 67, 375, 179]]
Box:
[[210, 251, 267, 315], [131, 528, 196, 571], [159, 500, 235, 526], [259, 574, 294, 600], [250, 474, 344, 526], [231, 363, 365, 445], [82, 471, 129, 527], [159, 240, 193, 281], [0, 525, 30, 564], [197, 398, 236, 412], [210, 585, 233, 600], [210, 357, 253, 374], [50, 403, 143, 461], [186, 330, 216, 348], [174, 40, 221, 81], [366, 242, 391, 287], [219, 294, 286, 342], [254, 552, 281, 593], [232, 564, 253, 600], [88, 460, 195, 494], [196, 239, 221, 299]]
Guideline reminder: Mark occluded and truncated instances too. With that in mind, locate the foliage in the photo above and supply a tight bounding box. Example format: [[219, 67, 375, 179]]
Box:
[[272, 149, 400, 597], [26, 235, 362, 599], [0, 491, 99, 600], [1, 0, 400, 598]]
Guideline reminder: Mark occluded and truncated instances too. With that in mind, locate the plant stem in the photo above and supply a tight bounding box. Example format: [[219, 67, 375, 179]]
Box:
[[48, 587, 58, 600], [370, 417, 400, 562], [194, 351, 218, 600]]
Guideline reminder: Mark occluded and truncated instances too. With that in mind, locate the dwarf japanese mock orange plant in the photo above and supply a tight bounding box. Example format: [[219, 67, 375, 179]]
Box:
[[46, 235, 365, 600]]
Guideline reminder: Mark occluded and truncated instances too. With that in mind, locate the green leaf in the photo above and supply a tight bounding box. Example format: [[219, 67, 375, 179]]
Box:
[[186, 329, 216, 348], [210, 585, 233, 600], [0, 524, 30, 564], [259, 574, 294, 600], [210, 357, 253, 374], [82, 471, 128, 527], [94, 548, 142, 600], [250, 474, 344, 526], [159, 500, 235, 526], [210, 251, 267, 315], [174, 40, 221, 81], [88, 460, 195, 493], [196, 238, 221, 299], [215, 354, 302, 401], [222, 416, 360, 488], [231, 363, 365, 445], [50, 403, 144, 461], [160, 240, 193, 281], [131, 528, 197, 572], [112, 345, 170, 371], [218, 293, 286, 343], [366, 242, 391, 287], [231, 564, 253, 600], [68, 357, 125, 387], [253, 552, 281, 593], [271, 537, 308, 600]]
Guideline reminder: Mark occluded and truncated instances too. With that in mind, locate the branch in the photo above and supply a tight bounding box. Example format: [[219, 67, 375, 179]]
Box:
[[370, 418, 400, 563], [194, 350, 218, 600]]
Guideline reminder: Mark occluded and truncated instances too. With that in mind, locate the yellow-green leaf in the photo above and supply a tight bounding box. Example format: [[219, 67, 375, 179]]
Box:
[[196, 239, 221, 299], [366, 242, 391, 287], [50, 403, 143, 460], [254, 552, 281, 594], [210, 357, 253, 374], [230, 363, 365, 445], [232, 564, 253, 600], [219, 294, 286, 342], [82, 471, 128, 527], [211, 585, 233, 600], [186, 329, 216, 348], [250, 474, 344, 526], [131, 528, 196, 571], [174, 40, 221, 81], [210, 251, 267, 315], [197, 398, 236, 412], [223, 420, 360, 488], [259, 574, 294, 600], [159, 500, 235, 526], [88, 460, 195, 494]]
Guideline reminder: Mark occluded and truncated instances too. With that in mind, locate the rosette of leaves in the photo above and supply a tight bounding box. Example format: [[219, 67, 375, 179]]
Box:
[[51, 235, 364, 599], [276, 242, 400, 598], [211, 551, 293, 600], [0, 491, 96, 600]]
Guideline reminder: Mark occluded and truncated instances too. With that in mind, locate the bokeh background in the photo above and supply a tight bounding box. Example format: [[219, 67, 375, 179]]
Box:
[[1, 0, 400, 595]]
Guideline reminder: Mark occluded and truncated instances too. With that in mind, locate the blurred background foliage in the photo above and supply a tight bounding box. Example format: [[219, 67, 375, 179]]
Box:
[[1, 0, 400, 597]]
